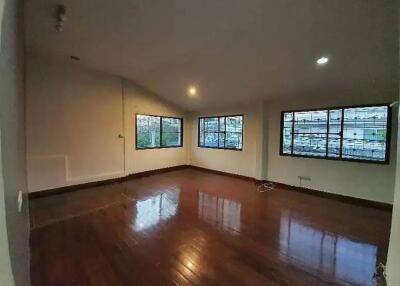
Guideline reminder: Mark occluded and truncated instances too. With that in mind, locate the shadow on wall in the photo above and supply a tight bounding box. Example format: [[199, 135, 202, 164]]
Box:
[[261, 103, 269, 179], [1, 0, 4, 47]]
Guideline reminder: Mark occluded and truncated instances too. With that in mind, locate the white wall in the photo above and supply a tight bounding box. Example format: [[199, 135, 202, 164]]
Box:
[[27, 57, 398, 204], [189, 102, 264, 180], [264, 94, 398, 204], [124, 81, 190, 174], [0, 132, 14, 285], [386, 15, 400, 281], [27, 55, 125, 192], [387, 103, 400, 284], [189, 93, 397, 204], [26, 55, 189, 192], [0, 0, 30, 285]]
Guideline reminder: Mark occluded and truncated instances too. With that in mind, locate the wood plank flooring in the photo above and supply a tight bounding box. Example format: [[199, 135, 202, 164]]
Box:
[[29, 169, 391, 286]]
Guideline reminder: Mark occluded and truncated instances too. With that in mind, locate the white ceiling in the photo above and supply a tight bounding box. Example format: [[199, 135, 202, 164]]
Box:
[[25, 0, 398, 111]]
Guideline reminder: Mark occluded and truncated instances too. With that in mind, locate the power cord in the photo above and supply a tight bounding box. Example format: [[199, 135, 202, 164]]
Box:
[[373, 262, 387, 283], [257, 182, 275, 193]]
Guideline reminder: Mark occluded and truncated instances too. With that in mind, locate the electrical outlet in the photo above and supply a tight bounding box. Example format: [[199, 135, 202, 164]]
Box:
[[298, 176, 311, 181]]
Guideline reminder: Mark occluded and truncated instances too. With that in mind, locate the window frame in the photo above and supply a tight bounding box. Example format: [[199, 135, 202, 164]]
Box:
[[198, 114, 244, 151], [279, 103, 392, 164], [135, 114, 183, 150]]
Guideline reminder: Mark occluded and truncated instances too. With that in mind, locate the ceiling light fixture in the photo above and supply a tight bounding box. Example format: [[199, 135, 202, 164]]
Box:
[[188, 86, 197, 97], [316, 56, 329, 65]]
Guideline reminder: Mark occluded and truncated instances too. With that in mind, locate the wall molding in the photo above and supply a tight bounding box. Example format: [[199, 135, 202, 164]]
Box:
[[29, 164, 393, 211], [187, 165, 263, 183], [265, 180, 393, 211], [28, 165, 188, 199], [187, 165, 392, 211]]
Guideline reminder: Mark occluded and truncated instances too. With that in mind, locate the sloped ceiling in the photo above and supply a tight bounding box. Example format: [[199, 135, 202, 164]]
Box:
[[25, 0, 398, 111]]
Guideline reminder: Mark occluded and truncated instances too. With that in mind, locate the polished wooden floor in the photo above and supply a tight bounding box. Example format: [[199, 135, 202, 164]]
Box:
[[30, 169, 391, 286]]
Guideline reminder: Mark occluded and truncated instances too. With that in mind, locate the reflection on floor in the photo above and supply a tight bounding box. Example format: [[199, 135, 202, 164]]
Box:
[[134, 188, 180, 231], [29, 168, 391, 286], [198, 191, 241, 234], [280, 210, 378, 286]]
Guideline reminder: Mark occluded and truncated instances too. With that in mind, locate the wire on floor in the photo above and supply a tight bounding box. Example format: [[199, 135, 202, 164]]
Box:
[[257, 182, 275, 193], [373, 262, 387, 283]]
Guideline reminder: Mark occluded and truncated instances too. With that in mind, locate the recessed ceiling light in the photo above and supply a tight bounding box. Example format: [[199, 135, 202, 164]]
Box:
[[316, 56, 329, 65], [188, 86, 197, 97]]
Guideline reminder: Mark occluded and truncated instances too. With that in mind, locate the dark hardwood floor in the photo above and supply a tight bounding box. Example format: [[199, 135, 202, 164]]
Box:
[[29, 169, 391, 286]]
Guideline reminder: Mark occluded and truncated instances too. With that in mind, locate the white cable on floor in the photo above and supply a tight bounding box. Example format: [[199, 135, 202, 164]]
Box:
[[257, 182, 275, 193]]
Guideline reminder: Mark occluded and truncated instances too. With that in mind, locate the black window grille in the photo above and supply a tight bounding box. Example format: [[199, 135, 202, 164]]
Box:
[[280, 104, 391, 164], [198, 115, 243, 150], [136, 114, 183, 149]]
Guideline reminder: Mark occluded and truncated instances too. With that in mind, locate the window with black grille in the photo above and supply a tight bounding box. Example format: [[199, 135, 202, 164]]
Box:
[[280, 104, 391, 163], [198, 115, 243, 150], [136, 114, 183, 149]]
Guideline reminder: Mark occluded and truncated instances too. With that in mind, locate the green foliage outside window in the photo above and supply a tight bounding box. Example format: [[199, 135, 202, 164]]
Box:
[[136, 115, 182, 149]]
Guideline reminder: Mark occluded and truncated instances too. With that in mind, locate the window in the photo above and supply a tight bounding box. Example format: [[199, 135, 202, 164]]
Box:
[[280, 104, 391, 163], [136, 114, 183, 149], [198, 115, 243, 150]]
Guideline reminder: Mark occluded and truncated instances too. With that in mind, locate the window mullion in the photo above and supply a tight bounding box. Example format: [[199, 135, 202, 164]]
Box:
[[339, 109, 344, 158], [291, 112, 295, 154], [326, 110, 330, 157], [223, 117, 226, 148], [217, 116, 220, 148], [202, 119, 205, 146], [160, 116, 163, 148], [199, 118, 203, 146], [180, 118, 183, 147]]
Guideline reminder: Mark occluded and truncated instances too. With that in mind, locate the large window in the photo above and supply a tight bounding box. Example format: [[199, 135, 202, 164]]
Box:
[[136, 114, 183, 149], [280, 104, 391, 163], [198, 115, 243, 150]]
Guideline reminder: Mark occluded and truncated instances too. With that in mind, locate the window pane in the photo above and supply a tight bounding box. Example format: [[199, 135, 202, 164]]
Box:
[[161, 117, 182, 147], [162, 117, 181, 133], [282, 112, 293, 154], [226, 116, 243, 133], [226, 132, 242, 149], [327, 109, 342, 157], [294, 110, 328, 134], [201, 117, 218, 147], [293, 134, 326, 156], [219, 133, 225, 148], [199, 118, 205, 146], [328, 109, 342, 134], [293, 110, 328, 157], [342, 106, 388, 161], [205, 118, 218, 132], [162, 132, 181, 147], [219, 117, 225, 132], [327, 134, 341, 158], [136, 115, 160, 148], [280, 105, 390, 163], [225, 116, 243, 149], [205, 132, 218, 147], [198, 115, 243, 150]]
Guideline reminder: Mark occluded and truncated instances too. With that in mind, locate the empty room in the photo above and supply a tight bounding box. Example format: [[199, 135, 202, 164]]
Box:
[[1, 0, 400, 285]]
